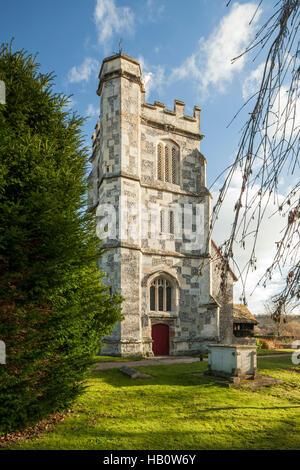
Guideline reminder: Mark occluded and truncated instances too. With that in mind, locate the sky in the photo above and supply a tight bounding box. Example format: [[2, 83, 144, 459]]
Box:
[[1, 0, 298, 314]]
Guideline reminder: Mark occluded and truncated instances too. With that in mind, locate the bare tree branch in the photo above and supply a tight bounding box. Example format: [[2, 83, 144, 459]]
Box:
[[210, 0, 300, 317]]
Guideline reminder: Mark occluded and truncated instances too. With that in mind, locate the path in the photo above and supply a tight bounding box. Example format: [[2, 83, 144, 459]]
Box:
[[92, 355, 201, 370]]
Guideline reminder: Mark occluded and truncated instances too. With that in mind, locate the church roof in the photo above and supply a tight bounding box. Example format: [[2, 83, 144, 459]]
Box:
[[233, 304, 258, 324]]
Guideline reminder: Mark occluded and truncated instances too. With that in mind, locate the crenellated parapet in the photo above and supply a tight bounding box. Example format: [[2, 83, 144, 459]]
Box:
[[141, 98, 202, 140]]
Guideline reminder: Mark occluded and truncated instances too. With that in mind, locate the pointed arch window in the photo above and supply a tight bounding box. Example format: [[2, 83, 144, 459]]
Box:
[[150, 277, 172, 312], [157, 141, 179, 184]]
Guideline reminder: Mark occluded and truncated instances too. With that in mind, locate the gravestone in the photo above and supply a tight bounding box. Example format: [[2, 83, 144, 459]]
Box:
[[119, 365, 152, 379], [206, 344, 257, 384]]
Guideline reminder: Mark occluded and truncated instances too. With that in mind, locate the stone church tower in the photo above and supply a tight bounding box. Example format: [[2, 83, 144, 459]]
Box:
[[89, 53, 236, 357]]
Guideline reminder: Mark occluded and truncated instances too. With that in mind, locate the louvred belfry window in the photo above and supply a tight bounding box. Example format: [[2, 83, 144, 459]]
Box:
[[157, 141, 179, 184], [157, 143, 163, 181], [171, 147, 178, 184], [165, 145, 171, 182]]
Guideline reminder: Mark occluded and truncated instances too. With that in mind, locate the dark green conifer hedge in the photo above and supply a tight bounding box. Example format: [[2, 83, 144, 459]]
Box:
[[0, 43, 122, 434]]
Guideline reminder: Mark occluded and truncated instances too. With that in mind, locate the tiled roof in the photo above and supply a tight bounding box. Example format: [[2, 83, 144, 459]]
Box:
[[233, 304, 258, 324]]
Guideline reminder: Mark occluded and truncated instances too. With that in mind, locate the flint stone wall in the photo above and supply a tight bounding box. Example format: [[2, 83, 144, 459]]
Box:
[[89, 54, 235, 356]]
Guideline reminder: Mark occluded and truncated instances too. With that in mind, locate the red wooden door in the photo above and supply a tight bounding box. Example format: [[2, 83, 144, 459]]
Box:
[[152, 324, 169, 356]]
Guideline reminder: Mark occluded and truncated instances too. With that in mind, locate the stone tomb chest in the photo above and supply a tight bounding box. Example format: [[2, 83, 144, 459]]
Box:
[[206, 344, 257, 382]]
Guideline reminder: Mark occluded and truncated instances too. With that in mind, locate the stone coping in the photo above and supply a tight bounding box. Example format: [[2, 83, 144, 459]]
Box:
[[98, 53, 142, 78]]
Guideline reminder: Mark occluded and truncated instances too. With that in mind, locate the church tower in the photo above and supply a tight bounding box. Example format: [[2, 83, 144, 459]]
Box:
[[89, 53, 234, 356]]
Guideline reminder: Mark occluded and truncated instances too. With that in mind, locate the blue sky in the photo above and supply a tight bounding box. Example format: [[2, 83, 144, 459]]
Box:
[[1, 0, 296, 313], [0, 0, 271, 181]]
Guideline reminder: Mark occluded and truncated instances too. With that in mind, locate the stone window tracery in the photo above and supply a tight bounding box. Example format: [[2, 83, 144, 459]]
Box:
[[150, 277, 172, 312]]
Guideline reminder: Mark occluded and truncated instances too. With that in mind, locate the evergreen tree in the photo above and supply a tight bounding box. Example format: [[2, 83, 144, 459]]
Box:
[[0, 42, 122, 434]]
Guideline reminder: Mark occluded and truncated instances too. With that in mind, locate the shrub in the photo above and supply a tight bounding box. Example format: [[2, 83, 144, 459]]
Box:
[[258, 339, 283, 351], [259, 339, 271, 350]]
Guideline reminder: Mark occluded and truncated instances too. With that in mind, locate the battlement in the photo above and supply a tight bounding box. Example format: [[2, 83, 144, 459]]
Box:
[[141, 97, 201, 136]]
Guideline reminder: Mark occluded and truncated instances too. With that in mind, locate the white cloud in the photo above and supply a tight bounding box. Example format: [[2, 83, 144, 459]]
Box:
[[85, 104, 99, 118], [270, 85, 300, 139], [138, 55, 165, 98], [242, 62, 265, 100], [94, 0, 134, 49], [146, 0, 165, 21], [64, 96, 77, 110], [243, 65, 300, 139], [212, 169, 288, 313], [68, 57, 99, 84], [171, 2, 261, 98]]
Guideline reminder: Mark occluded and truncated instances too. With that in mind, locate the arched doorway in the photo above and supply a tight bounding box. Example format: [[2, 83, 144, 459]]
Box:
[[152, 324, 169, 356]]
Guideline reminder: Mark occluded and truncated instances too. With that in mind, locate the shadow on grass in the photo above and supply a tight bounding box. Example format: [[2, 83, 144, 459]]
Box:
[[91, 356, 298, 390], [90, 362, 211, 388], [7, 356, 300, 450], [257, 355, 296, 371], [192, 405, 300, 412], [34, 418, 300, 450]]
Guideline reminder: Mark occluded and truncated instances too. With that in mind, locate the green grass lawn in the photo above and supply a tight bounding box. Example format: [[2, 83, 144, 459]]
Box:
[[257, 349, 295, 356], [6, 356, 300, 450]]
